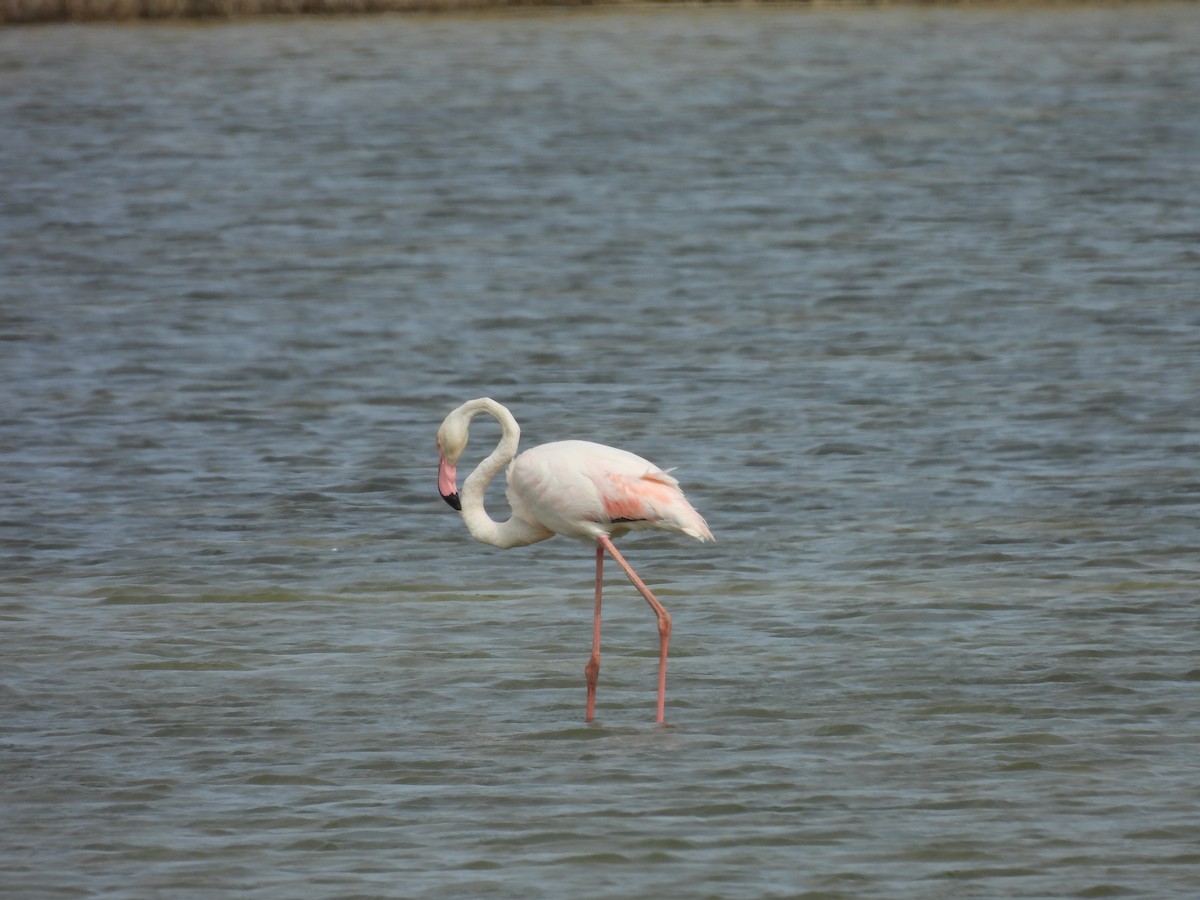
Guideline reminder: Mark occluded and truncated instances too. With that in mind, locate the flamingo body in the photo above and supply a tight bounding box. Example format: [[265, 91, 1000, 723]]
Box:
[[436, 398, 712, 724], [507, 440, 712, 543]]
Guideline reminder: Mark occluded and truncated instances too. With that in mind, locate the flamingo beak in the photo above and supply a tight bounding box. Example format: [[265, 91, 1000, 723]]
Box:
[[438, 457, 461, 510]]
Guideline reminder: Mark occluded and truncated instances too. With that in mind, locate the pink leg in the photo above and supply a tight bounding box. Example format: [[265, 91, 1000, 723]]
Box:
[[585, 544, 603, 722], [597, 535, 672, 725]]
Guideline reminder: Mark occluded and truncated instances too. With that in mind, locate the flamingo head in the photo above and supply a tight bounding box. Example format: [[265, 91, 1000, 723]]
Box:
[[436, 410, 469, 511]]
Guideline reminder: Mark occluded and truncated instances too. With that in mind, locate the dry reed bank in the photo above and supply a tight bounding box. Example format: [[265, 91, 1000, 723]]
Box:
[[0, 0, 1162, 26], [1, 0, 614, 24]]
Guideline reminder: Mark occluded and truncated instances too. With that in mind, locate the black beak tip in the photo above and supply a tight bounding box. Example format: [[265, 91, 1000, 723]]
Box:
[[441, 492, 461, 511]]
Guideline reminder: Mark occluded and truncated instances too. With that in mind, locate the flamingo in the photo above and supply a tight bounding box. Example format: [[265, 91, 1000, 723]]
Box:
[[436, 397, 713, 725]]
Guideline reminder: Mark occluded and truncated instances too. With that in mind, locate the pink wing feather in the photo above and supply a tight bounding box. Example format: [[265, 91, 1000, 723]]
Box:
[[599, 469, 682, 522]]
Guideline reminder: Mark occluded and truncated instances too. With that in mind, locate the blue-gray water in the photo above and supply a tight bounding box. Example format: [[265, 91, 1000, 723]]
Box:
[[3, 5, 1199, 898]]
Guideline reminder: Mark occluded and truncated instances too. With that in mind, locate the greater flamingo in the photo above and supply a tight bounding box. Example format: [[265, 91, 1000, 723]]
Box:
[[436, 398, 713, 725]]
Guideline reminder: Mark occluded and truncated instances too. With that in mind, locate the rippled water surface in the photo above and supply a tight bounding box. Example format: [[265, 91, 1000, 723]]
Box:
[[3, 5, 1199, 897]]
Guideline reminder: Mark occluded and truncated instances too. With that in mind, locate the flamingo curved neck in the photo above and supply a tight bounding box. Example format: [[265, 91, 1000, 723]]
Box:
[[457, 399, 552, 549]]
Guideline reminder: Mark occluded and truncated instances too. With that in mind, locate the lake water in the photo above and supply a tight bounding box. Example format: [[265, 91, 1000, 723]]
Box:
[[2, 4, 1199, 897]]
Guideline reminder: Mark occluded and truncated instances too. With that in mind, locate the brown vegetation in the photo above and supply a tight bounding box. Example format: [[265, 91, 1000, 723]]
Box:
[[6, 0, 695, 25], [3, 0, 590, 24], [0, 0, 1162, 27]]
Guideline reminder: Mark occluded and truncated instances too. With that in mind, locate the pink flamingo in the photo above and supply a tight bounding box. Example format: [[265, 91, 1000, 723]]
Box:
[[436, 398, 713, 725]]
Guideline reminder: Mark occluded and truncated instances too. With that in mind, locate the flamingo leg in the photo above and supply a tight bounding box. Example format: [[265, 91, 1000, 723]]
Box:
[[585, 544, 603, 722], [596, 535, 672, 725]]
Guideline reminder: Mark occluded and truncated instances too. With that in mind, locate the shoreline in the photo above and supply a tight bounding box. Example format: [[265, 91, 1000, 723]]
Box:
[[0, 0, 1171, 27]]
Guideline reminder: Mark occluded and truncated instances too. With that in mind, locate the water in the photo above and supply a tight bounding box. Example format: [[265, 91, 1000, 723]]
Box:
[[2, 5, 1199, 897]]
